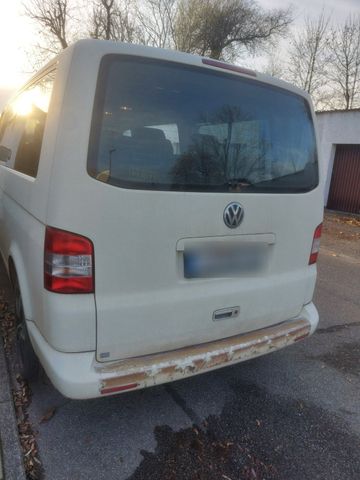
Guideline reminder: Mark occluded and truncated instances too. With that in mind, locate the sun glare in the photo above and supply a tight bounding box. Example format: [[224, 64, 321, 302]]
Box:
[[11, 87, 51, 116], [11, 91, 33, 116]]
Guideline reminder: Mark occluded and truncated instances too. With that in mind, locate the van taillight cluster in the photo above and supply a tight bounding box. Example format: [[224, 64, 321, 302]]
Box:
[[44, 227, 94, 293], [309, 224, 322, 265]]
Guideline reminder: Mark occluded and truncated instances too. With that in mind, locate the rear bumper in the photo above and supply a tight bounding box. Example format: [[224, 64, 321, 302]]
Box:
[[27, 302, 319, 399]]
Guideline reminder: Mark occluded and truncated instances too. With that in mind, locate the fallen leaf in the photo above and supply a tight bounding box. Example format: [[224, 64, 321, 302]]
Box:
[[40, 407, 56, 424]]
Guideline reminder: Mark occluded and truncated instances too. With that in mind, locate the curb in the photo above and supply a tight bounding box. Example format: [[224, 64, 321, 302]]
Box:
[[0, 437, 3, 480], [0, 336, 26, 480]]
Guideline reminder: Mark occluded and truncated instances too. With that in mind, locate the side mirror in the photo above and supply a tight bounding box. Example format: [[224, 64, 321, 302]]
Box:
[[0, 145, 11, 164]]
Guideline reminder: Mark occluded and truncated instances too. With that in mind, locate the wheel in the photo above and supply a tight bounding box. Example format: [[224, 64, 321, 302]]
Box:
[[13, 274, 39, 380]]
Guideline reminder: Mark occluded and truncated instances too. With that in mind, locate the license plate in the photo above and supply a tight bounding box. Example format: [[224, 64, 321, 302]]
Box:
[[184, 243, 267, 278]]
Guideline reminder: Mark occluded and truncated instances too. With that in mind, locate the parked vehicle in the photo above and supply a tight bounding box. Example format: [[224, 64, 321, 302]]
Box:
[[0, 40, 323, 399]]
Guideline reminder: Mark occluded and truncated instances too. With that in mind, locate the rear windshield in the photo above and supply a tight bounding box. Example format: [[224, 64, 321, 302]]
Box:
[[88, 55, 318, 193]]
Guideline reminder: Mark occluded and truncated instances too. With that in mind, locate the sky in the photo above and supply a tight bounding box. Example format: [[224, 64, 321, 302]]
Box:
[[0, 0, 360, 107]]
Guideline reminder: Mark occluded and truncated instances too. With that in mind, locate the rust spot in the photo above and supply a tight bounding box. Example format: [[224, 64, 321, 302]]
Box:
[[207, 352, 230, 369], [232, 348, 250, 362], [294, 332, 310, 342], [160, 365, 177, 376], [193, 358, 206, 370]]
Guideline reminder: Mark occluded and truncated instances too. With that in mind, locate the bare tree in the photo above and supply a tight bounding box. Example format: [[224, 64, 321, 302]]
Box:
[[173, 0, 293, 60], [172, 0, 204, 53], [327, 15, 360, 110], [263, 48, 286, 78], [136, 0, 178, 48], [90, 0, 137, 42], [90, 0, 115, 40], [287, 11, 330, 100], [24, 0, 70, 50], [22, 0, 82, 71], [23, 0, 292, 73]]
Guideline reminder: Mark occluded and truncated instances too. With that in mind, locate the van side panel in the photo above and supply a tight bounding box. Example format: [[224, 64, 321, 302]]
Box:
[[0, 163, 45, 325], [0, 46, 96, 353]]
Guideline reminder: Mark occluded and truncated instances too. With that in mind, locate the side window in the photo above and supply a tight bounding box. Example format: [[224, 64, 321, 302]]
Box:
[[0, 70, 55, 177]]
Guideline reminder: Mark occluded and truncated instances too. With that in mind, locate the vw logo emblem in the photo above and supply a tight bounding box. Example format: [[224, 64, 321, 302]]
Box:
[[223, 202, 244, 229]]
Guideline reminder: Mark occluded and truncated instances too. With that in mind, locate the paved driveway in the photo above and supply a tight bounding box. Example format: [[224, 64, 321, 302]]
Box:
[[3, 214, 360, 479]]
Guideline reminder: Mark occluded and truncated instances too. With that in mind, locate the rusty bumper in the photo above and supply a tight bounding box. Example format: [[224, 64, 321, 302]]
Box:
[[97, 316, 312, 395]]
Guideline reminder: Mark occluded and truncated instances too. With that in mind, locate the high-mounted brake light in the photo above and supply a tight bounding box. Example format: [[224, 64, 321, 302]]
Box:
[[44, 227, 94, 293], [202, 58, 257, 77], [309, 224, 322, 265]]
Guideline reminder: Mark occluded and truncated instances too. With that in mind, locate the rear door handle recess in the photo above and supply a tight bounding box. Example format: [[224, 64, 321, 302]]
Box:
[[213, 307, 240, 321]]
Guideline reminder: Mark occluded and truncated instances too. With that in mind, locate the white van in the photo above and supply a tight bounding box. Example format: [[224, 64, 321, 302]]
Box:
[[0, 40, 323, 399]]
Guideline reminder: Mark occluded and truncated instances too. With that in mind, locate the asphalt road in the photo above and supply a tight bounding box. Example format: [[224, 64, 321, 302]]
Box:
[[4, 222, 360, 479]]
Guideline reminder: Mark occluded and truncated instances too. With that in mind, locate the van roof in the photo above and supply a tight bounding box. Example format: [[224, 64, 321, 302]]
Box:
[[14, 39, 311, 104]]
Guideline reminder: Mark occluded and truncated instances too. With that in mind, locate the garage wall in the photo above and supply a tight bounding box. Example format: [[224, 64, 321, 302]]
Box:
[[316, 109, 360, 205]]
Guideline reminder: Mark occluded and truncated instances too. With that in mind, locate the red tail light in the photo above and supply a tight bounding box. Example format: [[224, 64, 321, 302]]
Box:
[[44, 227, 94, 293], [309, 224, 322, 265]]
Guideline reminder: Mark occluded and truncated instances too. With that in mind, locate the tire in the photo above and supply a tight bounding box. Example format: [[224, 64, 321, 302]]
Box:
[[13, 274, 39, 380]]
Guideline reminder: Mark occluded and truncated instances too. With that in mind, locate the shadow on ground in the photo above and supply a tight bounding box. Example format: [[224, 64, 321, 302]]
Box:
[[130, 382, 360, 480]]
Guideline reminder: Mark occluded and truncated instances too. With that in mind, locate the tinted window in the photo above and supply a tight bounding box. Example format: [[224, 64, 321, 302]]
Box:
[[0, 71, 55, 177], [88, 56, 318, 193]]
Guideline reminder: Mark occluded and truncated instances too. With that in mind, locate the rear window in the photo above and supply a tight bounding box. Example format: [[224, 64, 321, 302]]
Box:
[[88, 55, 318, 193]]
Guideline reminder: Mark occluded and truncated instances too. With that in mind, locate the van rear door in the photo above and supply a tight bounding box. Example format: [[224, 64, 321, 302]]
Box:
[[87, 55, 321, 362]]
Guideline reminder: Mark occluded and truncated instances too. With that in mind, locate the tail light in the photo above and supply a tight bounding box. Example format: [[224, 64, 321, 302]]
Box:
[[309, 224, 322, 265], [44, 227, 94, 293], [202, 58, 257, 77]]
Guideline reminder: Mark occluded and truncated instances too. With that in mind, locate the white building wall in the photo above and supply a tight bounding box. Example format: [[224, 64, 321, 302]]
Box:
[[316, 110, 360, 205]]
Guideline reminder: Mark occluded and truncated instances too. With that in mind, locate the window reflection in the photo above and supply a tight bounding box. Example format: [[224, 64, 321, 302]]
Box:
[[88, 57, 318, 193]]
